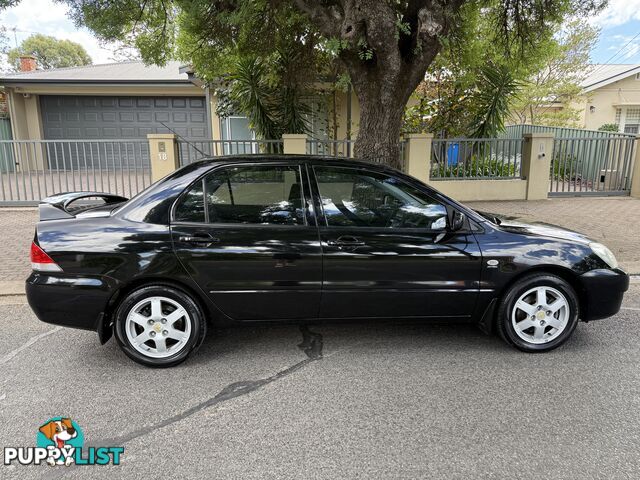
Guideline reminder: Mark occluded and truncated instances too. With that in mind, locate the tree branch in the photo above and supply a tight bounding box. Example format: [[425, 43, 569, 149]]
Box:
[[293, 0, 343, 38]]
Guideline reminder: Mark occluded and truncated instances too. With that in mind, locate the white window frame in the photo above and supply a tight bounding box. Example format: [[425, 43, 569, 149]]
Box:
[[617, 106, 640, 134], [220, 115, 257, 154]]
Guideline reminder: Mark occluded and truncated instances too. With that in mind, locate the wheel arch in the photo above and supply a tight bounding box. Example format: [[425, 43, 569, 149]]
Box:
[[487, 264, 587, 333], [99, 276, 224, 344]]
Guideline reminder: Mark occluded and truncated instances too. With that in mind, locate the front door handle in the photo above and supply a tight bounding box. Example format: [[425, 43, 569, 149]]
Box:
[[179, 234, 220, 244], [327, 236, 366, 247]]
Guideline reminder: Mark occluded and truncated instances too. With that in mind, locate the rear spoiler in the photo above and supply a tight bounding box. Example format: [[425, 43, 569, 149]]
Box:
[[39, 192, 129, 221]]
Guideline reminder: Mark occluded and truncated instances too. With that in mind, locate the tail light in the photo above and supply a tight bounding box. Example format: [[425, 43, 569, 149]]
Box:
[[30, 242, 62, 272]]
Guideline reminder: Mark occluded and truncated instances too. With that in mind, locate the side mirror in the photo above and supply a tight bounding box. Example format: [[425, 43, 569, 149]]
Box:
[[450, 211, 465, 231]]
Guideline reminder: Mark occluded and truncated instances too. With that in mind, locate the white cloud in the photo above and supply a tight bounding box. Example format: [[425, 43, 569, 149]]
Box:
[[591, 0, 640, 28], [0, 0, 120, 66]]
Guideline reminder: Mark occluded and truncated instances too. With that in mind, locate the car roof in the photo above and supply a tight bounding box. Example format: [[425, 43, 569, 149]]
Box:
[[184, 154, 397, 172]]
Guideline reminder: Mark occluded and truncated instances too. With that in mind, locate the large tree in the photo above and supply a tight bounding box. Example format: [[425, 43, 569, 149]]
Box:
[[59, 0, 604, 167], [7, 33, 92, 70]]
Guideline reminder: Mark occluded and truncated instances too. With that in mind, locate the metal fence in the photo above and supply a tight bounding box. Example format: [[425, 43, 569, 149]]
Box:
[[550, 136, 636, 195], [178, 140, 284, 165], [307, 139, 356, 157], [306, 138, 407, 170], [430, 138, 523, 180], [0, 139, 151, 204], [0, 118, 12, 141], [504, 124, 635, 141]]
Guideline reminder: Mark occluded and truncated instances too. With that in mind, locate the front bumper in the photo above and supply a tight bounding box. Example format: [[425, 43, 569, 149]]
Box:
[[26, 272, 117, 331], [579, 268, 629, 321]]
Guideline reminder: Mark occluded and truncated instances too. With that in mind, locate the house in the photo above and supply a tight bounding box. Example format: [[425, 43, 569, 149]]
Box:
[[580, 64, 640, 133], [0, 58, 352, 145], [0, 59, 216, 144]]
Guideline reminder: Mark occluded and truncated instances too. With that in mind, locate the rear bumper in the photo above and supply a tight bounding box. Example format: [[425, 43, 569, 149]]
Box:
[[26, 272, 117, 331], [579, 268, 629, 321]]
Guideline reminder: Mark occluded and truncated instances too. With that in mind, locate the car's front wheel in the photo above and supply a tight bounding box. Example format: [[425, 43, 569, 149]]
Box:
[[497, 273, 579, 352], [114, 285, 206, 367]]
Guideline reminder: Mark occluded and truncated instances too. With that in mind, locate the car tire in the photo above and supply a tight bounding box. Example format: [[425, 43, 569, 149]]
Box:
[[114, 285, 206, 367], [496, 273, 579, 353]]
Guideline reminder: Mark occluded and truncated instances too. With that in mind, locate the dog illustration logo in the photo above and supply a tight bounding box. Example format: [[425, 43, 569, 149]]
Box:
[[36, 417, 84, 466]]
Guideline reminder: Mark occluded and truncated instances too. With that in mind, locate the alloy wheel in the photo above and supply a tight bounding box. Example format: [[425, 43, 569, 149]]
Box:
[[125, 296, 192, 358], [511, 286, 570, 345]]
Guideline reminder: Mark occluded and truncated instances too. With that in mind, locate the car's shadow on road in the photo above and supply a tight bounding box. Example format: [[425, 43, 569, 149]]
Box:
[[93, 316, 601, 370]]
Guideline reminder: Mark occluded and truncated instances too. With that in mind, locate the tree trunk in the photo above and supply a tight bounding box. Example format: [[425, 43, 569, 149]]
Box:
[[353, 83, 407, 170], [293, 0, 463, 167]]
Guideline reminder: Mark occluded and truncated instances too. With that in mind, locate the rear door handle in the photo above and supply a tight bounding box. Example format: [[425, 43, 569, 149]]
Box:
[[179, 234, 220, 244], [327, 236, 366, 247]]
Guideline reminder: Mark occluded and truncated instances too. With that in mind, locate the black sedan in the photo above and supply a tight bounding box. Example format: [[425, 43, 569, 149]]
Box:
[[26, 156, 629, 367]]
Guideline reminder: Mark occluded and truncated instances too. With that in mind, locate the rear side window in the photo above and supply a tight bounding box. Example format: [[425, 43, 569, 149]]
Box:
[[174, 180, 205, 222], [174, 165, 305, 225]]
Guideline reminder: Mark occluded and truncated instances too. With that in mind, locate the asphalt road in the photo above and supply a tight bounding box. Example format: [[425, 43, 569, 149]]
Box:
[[1, 283, 640, 479]]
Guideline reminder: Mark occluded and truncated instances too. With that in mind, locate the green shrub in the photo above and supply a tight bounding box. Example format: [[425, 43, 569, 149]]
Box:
[[597, 123, 619, 133], [431, 156, 518, 178], [551, 155, 582, 180]]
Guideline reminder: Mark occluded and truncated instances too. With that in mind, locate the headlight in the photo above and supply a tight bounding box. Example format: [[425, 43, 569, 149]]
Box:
[[589, 242, 618, 269]]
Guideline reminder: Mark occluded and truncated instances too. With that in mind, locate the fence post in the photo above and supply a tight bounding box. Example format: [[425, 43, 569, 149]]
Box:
[[522, 132, 554, 200], [147, 133, 180, 182], [405, 133, 432, 183], [631, 135, 640, 198], [282, 134, 308, 154]]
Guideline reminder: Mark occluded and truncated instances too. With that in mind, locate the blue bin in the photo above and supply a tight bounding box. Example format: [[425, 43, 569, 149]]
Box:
[[446, 143, 459, 166]]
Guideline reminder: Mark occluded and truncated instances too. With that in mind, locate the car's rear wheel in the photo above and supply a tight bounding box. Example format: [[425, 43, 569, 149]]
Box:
[[497, 273, 579, 352], [114, 285, 206, 367]]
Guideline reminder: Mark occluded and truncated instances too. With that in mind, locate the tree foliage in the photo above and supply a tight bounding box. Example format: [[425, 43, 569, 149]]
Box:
[[218, 55, 310, 140], [509, 19, 599, 127], [468, 64, 522, 138], [403, 8, 598, 137], [55, 0, 605, 166], [7, 33, 92, 70]]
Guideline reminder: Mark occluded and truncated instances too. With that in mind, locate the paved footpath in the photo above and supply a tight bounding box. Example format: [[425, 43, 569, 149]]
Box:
[[0, 196, 637, 294]]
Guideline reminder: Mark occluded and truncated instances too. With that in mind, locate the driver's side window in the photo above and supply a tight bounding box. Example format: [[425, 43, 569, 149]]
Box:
[[314, 166, 448, 230]]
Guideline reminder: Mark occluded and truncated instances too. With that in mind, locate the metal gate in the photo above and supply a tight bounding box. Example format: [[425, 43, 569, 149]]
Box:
[[549, 136, 636, 196], [0, 139, 151, 205]]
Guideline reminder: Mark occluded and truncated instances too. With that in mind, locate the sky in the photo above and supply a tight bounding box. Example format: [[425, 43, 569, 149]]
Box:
[[1, 0, 640, 69], [0, 0, 117, 67], [589, 0, 640, 64]]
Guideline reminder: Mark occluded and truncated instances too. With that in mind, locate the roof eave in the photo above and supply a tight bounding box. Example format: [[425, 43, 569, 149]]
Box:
[[582, 65, 640, 93]]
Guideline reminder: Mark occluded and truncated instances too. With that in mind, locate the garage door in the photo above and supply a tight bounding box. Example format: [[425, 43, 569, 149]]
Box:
[[40, 95, 207, 170], [41, 95, 208, 140]]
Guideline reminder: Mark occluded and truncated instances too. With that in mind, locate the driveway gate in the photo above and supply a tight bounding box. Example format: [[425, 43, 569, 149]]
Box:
[[0, 139, 151, 205], [549, 135, 636, 196]]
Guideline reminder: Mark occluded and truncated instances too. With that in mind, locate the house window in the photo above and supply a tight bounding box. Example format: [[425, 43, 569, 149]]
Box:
[[613, 106, 640, 134], [303, 98, 329, 140], [220, 115, 255, 154], [624, 108, 640, 134]]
